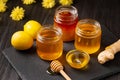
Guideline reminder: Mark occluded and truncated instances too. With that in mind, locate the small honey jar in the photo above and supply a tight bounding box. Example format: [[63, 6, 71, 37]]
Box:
[[74, 19, 102, 54], [36, 25, 63, 61], [54, 5, 78, 41], [66, 50, 90, 69]]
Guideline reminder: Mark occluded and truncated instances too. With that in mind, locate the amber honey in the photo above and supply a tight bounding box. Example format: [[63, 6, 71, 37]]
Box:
[[66, 50, 90, 69], [54, 6, 78, 41], [36, 27, 63, 60], [75, 19, 101, 54]]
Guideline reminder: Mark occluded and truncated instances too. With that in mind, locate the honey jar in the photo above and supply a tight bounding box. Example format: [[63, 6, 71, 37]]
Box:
[[74, 19, 102, 54], [66, 50, 90, 69], [54, 6, 78, 41], [36, 25, 63, 60]]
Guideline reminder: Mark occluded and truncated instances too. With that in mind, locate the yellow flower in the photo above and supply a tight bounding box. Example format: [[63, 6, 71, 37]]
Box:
[[0, 0, 8, 3], [59, 0, 73, 6], [22, 0, 36, 5], [0, 1, 7, 12], [10, 6, 25, 21], [42, 0, 55, 8]]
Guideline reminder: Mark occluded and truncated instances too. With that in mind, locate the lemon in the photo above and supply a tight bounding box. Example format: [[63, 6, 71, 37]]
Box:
[[11, 31, 34, 50], [24, 20, 42, 39]]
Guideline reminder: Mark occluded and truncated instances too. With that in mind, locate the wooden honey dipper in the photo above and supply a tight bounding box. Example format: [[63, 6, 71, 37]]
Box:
[[50, 60, 71, 80]]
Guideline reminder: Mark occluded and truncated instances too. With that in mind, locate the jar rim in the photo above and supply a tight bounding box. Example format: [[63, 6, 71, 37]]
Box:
[[78, 19, 101, 27], [37, 26, 62, 41], [76, 19, 101, 37], [55, 5, 78, 21]]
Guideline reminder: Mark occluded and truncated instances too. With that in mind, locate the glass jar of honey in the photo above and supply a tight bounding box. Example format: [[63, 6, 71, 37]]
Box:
[[54, 6, 78, 42], [36, 25, 63, 60], [75, 19, 102, 54]]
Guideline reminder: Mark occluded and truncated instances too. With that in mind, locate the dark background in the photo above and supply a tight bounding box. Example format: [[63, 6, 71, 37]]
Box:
[[0, 0, 120, 80]]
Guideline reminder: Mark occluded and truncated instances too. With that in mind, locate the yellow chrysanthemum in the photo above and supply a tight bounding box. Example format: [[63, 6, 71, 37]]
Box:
[[59, 0, 73, 6], [22, 0, 36, 5], [0, 1, 7, 12], [10, 6, 25, 21], [42, 0, 55, 8], [0, 0, 8, 3]]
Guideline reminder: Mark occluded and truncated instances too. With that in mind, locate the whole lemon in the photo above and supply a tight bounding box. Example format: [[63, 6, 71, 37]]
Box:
[[24, 20, 42, 39], [11, 31, 34, 50]]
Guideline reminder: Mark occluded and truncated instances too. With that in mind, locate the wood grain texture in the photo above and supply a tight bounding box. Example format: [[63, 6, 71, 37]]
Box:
[[0, 0, 120, 80]]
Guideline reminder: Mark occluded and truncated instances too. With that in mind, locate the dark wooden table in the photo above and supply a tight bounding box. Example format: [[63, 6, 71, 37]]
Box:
[[0, 0, 120, 80]]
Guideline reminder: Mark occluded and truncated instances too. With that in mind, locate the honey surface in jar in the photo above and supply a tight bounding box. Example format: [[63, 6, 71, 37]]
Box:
[[66, 50, 90, 69], [54, 6, 78, 41]]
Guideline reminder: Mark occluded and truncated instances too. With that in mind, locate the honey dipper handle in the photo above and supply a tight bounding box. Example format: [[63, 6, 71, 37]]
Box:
[[59, 70, 71, 80]]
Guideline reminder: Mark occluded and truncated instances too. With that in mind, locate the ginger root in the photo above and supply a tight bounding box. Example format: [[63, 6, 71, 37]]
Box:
[[98, 39, 120, 64]]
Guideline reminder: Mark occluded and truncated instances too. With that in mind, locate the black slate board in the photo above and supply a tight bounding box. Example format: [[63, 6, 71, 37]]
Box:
[[2, 26, 120, 80]]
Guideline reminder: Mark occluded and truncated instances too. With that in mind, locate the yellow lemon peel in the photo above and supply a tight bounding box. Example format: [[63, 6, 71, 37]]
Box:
[[24, 20, 42, 39], [42, 0, 55, 8], [22, 0, 36, 5], [11, 31, 34, 50], [59, 0, 73, 6], [0, 1, 7, 12], [10, 6, 25, 21]]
